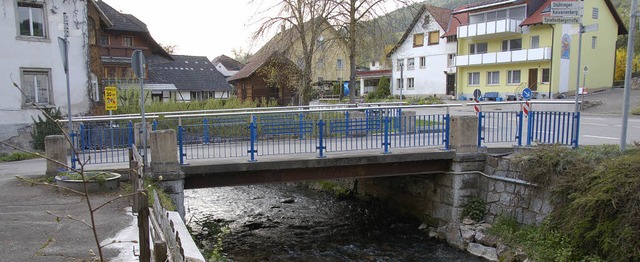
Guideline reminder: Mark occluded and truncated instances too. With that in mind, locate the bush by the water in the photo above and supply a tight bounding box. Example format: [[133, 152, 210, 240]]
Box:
[[509, 144, 640, 261]]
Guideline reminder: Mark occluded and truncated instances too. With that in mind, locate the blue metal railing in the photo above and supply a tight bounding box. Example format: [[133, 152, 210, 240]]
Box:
[[478, 111, 523, 147], [172, 106, 454, 163], [72, 120, 134, 166], [527, 111, 580, 147]]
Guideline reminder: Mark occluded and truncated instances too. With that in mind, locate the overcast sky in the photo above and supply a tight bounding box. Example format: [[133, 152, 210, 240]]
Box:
[[103, 0, 275, 61], [102, 0, 408, 61]]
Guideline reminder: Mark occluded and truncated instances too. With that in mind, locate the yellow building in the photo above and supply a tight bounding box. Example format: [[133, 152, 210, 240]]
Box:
[[454, 0, 626, 100]]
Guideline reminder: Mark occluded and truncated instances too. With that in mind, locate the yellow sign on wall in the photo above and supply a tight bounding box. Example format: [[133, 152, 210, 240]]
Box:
[[105, 86, 117, 111]]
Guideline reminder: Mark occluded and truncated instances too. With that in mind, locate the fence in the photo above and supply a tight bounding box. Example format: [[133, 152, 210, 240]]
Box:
[[475, 101, 580, 148], [166, 105, 454, 163]]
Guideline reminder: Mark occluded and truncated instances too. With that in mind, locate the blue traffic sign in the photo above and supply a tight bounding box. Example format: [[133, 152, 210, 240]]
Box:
[[522, 88, 532, 100]]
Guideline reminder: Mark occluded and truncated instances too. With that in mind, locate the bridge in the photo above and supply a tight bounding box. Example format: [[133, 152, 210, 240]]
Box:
[[51, 101, 580, 219]]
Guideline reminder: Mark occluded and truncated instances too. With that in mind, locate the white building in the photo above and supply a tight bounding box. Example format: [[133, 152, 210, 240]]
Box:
[[0, 1, 90, 147], [212, 55, 245, 79], [388, 4, 458, 97]]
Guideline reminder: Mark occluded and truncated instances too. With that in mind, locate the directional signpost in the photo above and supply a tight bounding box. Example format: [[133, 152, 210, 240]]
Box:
[[522, 88, 532, 116]]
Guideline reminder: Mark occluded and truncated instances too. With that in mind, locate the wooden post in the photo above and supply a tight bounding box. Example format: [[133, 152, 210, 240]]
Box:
[[153, 240, 168, 262], [138, 189, 150, 262], [130, 159, 139, 212]]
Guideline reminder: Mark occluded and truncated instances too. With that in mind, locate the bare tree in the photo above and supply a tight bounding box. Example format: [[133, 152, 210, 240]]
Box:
[[159, 43, 178, 54], [335, 0, 414, 103], [231, 47, 253, 64], [252, 0, 339, 105]]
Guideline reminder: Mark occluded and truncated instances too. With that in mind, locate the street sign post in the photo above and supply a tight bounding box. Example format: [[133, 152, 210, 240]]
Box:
[[105, 86, 117, 111], [132, 50, 148, 168], [522, 88, 532, 100]]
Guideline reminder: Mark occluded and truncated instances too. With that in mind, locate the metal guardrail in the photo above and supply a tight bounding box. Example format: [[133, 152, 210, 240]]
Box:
[[66, 101, 580, 165]]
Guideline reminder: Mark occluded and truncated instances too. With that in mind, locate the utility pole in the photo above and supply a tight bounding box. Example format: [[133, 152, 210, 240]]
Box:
[[572, 22, 584, 148], [399, 62, 404, 102], [621, 0, 638, 151], [61, 13, 72, 139]]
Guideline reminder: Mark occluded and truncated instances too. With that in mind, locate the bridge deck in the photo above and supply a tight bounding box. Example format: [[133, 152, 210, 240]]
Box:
[[181, 148, 455, 188]]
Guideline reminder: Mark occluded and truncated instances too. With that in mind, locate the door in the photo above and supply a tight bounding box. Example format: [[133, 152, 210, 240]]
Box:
[[446, 74, 456, 96], [528, 69, 538, 91]]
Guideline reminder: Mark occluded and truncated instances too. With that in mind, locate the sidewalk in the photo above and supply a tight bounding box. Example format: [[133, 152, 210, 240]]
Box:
[[0, 158, 137, 261]]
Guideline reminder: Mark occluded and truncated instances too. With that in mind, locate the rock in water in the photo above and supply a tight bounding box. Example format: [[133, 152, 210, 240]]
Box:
[[467, 243, 498, 261]]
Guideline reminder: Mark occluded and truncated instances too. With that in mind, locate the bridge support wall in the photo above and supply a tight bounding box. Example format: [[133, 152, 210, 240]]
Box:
[[45, 135, 68, 177], [150, 129, 185, 219]]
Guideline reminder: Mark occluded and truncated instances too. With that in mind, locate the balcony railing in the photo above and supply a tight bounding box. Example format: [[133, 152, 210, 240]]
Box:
[[457, 19, 522, 38], [456, 47, 552, 66]]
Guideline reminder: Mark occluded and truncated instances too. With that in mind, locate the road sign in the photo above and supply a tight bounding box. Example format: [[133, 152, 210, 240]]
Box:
[[551, 1, 583, 9], [522, 87, 533, 100], [105, 86, 117, 111], [473, 89, 482, 99], [583, 66, 589, 73], [543, 16, 582, 24], [551, 8, 583, 16], [131, 50, 146, 79]]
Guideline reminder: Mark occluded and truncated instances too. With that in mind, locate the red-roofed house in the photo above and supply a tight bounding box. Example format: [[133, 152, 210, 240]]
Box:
[[453, 0, 626, 100], [387, 4, 458, 97]]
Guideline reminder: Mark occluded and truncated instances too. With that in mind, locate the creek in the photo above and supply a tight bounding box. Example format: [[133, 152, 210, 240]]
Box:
[[185, 183, 483, 261]]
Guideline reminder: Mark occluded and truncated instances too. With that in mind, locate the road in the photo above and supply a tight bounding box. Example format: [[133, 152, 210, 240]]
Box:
[[579, 114, 640, 145]]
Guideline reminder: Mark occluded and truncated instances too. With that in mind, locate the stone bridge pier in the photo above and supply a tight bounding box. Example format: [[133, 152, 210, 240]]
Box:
[[149, 130, 185, 219]]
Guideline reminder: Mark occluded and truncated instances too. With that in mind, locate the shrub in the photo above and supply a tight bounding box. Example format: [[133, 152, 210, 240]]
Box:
[[0, 152, 39, 162], [31, 108, 63, 151], [461, 197, 486, 221]]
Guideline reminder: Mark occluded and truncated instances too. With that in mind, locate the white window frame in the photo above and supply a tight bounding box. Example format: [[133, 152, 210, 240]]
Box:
[[468, 72, 480, 86], [592, 36, 597, 49], [469, 43, 488, 54], [531, 35, 540, 49], [396, 59, 404, 71], [396, 78, 403, 89], [123, 36, 134, 47], [17, 1, 47, 38], [507, 70, 521, 84], [20, 68, 52, 106], [448, 54, 456, 67], [407, 58, 415, 70], [487, 71, 500, 85], [407, 78, 415, 90], [592, 7, 599, 19], [419, 57, 426, 68], [502, 38, 522, 51], [337, 59, 344, 70]]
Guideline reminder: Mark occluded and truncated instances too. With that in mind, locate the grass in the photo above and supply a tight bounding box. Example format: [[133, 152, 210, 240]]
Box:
[[57, 171, 118, 183], [0, 152, 40, 162], [632, 106, 640, 115]]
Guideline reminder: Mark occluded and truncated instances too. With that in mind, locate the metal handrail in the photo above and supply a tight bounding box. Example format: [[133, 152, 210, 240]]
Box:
[[164, 104, 463, 119], [467, 100, 581, 106], [58, 115, 159, 123]]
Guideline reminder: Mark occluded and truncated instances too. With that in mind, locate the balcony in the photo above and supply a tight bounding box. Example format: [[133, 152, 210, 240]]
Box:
[[456, 47, 552, 66], [457, 19, 522, 38]]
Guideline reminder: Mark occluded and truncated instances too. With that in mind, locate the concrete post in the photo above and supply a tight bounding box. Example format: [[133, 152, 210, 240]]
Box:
[[45, 135, 68, 177], [449, 115, 478, 154], [149, 129, 185, 219]]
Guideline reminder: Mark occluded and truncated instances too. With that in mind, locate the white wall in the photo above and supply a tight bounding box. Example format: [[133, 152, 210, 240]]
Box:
[[0, 1, 89, 140], [215, 63, 239, 78], [390, 11, 457, 97]]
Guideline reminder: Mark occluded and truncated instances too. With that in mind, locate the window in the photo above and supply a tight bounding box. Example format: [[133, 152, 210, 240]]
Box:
[[507, 70, 521, 84], [123, 36, 133, 47], [542, 68, 550, 83], [502, 38, 522, 51], [446, 35, 457, 43], [371, 61, 376, 67], [21, 69, 51, 106], [336, 59, 343, 70], [413, 33, 424, 47], [428, 31, 439, 45], [468, 72, 480, 86], [317, 58, 324, 69], [487, 71, 500, 85], [120, 67, 133, 79], [419, 57, 426, 68], [396, 78, 403, 89], [18, 1, 46, 37], [448, 54, 456, 67], [104, 66, 116, 79], [407, 58, 415, 70], [407, 78, 415, 89], [100, 35, 110, 46], [469, 43, 488, 54], [592, 36, 597, 49], [592, 8, 599, 19], [396, 59, 404, 71], [531, 36, 540, 49]]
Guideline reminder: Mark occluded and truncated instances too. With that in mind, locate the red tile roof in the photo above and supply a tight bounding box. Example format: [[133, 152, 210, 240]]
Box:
[[387, 5, 453, 57], [442, 6, 469, 38]]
